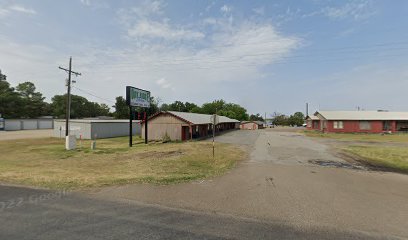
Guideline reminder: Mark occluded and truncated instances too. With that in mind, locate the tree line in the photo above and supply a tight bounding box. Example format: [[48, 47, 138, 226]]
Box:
[[1, 69, 300, 123], [113, 98, 255, 121], [0, 70, 110, 119], [271, 112, 305, 126]]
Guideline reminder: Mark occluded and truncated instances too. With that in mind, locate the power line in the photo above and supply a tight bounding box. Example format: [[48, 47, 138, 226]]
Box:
[[72, 85, 115, 104]]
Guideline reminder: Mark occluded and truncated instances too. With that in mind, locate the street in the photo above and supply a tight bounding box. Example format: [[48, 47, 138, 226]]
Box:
[[0, 185, 399, 240], [1, 128, 408, 239]]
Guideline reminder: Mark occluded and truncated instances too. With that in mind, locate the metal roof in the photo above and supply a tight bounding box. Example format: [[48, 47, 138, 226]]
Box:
[[167, 111, 239, 124], [241, 121, 264, 125], [306, 115, 319, 120], [316, 111, 408, 120], [54, 119, 141, 123]]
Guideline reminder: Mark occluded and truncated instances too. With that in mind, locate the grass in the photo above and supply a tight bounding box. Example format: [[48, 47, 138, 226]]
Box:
[[304, 130, 408, 143], [344, 146, 408, 173], [0, 137, 245, 189]]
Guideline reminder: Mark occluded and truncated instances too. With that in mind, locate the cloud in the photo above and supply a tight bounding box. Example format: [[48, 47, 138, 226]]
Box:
[[127, 19, 205, 41], [0, 4, 36, 18], [0, 2, 301, 113], [118, 1, 201, 42], [156, 78, 172, 89], [0, 8, 9, 18], [252, 7, 264, 15], [220, 5, 231, 13], [9, 4, 36, 14], [322, 0, 376, 20], [311, 63, 408, 111], [0, 36, 65, 102], [80, 0, 91, 6], [202, 17, 217, 25], [205, 1, 216, 12], [127, 0, 164, 19]]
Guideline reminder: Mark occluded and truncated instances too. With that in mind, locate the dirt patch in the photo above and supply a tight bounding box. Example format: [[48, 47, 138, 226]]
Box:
[[308, 159, 365, 170], [339, 150, 408, 174]]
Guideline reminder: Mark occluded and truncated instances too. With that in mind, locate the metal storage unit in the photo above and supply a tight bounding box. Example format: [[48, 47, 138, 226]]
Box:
[[53, 119, 141, 139], [2, 119, 54, 131]]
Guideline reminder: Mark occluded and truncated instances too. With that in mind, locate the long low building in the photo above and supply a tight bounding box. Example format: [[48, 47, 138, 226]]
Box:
[[240, 121, 264, 130], [306, 110, 408, 133], [54, 119, 141, 139], [141, 111, 239, 141]]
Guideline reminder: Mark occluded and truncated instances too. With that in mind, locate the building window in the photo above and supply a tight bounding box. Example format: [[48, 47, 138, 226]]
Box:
[[359, 121, 371, 130], [333, 121, 343, 129], [313, 121, 319, 129]]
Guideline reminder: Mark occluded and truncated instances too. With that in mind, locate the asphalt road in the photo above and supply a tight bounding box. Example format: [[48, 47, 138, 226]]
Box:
[[0, 185, 399, 240]]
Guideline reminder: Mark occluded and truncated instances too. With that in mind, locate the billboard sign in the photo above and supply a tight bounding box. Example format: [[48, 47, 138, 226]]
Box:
[[126, 86, 150, 108]]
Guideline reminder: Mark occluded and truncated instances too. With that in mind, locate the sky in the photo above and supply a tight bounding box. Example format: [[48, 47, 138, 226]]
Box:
[[0, 0, 408, 116]]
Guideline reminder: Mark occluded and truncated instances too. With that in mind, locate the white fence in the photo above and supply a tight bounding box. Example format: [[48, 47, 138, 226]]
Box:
[[3, 119, 54, 131]]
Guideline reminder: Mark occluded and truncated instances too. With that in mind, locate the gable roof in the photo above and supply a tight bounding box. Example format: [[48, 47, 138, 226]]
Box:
[[146, 111, 239, 125], [241, 121, 264, 125], [306, 115, 319, 120], [316, 111, 408, 120]]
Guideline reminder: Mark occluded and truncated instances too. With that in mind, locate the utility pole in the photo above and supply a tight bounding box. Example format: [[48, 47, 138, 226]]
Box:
[[306, 103, 309, 116], [264, 112, 267, 127], [59, 57, 81, 136]]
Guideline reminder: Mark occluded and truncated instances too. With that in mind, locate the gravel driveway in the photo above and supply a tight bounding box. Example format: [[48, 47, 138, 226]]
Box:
[[92, 128, 408, 238], [215, 128, 346, 165]]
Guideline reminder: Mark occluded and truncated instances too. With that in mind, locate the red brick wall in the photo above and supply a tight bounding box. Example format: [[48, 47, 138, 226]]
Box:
[[306, 120, 320, 130], [326, 120, 393, 133]]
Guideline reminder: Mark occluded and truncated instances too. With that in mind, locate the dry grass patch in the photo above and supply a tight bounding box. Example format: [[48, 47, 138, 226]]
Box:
[[344, 146, 408, 173], [0, 137, 245, 189], [304, 131, 408, 143]]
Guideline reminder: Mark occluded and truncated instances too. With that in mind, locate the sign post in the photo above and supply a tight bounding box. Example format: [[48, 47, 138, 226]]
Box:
[[210, 114, 219, 158], [126, 86, 151, 146], [129, 106, 133, 147]]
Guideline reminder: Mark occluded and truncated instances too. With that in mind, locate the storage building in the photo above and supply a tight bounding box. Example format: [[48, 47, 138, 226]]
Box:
[[141, 111, 239, 141], [53, 119, 141, 139], [240, 121, 264, 130], [306, 111, 408, 133]]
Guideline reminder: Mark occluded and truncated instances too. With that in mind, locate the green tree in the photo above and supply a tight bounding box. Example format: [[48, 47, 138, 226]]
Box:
[[51, 94, 110, 119], [113, 96, 128, 119], [16, 82, 47, 118], [185, 102, 198, 112], [0, 73, 24, 118], [288, 112, 305, 126], [160, 103, 170, 111], [219, 103, 249, 121], [160, 101, 198, 113], [114, 96, 159, 119], [249, 113, 264, 121], [0, 70, 6, 81], [201, 99, 226, 114], [272, 114, 289, 126]]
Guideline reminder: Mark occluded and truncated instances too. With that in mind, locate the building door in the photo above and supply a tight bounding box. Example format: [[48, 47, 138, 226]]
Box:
[[383, 121, 391, 131], [181, 126, 189, 141]]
